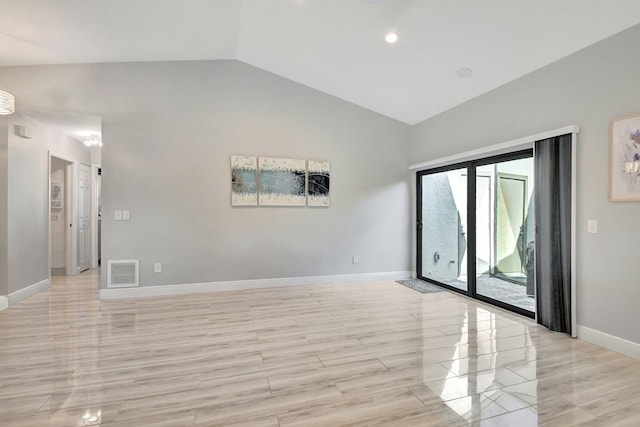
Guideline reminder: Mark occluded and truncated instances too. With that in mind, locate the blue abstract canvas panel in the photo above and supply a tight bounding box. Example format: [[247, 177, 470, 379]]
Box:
[[258, 157, 306, 206], [231, 156, 258, 206]]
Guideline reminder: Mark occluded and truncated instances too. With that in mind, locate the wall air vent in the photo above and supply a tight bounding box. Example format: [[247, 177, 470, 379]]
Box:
[[14, 124, 31, 139], [107, 259, 139, 288]]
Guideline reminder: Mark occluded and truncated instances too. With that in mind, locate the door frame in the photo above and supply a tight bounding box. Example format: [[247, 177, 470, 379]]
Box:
[[48, 151, 78, 277], [90, 164, 100, 269], [416, 149, 534, 318]]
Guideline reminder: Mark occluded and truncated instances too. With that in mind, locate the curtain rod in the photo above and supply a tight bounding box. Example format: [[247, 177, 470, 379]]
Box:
[[408, 125, 580, 171]]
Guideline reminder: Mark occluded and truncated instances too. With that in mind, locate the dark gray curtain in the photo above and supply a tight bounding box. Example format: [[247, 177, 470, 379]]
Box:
[[534, 134, 572, 334]]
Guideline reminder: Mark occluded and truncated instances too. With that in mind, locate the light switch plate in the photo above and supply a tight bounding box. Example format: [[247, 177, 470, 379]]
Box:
[[587, 219, 598, 234], [122, 210, 130, 220], [115, 210, 122, 221]]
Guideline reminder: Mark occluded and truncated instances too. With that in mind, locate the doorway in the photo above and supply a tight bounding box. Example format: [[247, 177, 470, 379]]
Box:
[[50, 156, 73, 276], [32, 110, 103, 279]]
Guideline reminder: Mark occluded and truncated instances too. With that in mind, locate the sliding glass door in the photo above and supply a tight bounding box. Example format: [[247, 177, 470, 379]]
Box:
[[418, 167, 469, 292], [417, 151, 534, 317]]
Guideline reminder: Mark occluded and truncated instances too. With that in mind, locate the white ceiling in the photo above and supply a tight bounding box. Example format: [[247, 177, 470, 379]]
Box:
[[1, 0, 640, 124]]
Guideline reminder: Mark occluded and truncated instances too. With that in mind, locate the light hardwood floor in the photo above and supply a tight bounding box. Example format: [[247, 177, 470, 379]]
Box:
[[1, 271, 639, 426]]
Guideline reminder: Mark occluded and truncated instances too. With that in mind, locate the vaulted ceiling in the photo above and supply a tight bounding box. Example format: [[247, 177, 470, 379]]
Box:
[[1, 0, 640, 124]]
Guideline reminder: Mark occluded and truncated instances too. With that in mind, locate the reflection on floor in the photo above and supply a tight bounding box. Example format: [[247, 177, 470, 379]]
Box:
[[441, 275, 535, 312], [1, 271, 639, 425]]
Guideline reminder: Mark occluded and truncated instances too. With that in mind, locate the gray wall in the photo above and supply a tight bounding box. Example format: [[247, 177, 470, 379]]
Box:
[[411, 24, 640, 343], [0, 60, 412, 291], [7, 114, 49, 293]]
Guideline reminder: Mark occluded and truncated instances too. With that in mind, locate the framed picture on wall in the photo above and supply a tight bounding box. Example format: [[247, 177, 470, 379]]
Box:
[[610, 113, 640, 201], [51, 182, 63, 209]]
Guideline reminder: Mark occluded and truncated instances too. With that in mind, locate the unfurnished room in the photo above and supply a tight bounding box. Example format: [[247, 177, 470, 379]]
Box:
[[1, 1, 640, 426]]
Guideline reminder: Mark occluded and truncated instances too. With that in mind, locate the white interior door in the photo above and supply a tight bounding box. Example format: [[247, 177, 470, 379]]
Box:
[[78, 164, 91, 272]]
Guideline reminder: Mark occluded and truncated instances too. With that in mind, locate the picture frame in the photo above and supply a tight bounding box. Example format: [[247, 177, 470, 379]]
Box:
[[230, 155, 332, 208], [51, 182, 63, 209], [610, 113, 640, 201]]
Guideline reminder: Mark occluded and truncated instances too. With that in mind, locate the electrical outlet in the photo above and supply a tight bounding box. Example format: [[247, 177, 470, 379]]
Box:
[[352, 256, 359, 264], [154, 263, 162, 273]]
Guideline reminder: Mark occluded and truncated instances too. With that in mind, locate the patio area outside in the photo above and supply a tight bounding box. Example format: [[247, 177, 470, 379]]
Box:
[[440, 275, 535, 312]]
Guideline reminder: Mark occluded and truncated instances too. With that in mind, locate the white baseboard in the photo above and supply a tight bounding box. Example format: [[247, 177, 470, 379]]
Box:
[[99, 271, 413, 300], [8, 278, 51, 306], [0, 296, 8, 312], [577, 324, 640, 360]]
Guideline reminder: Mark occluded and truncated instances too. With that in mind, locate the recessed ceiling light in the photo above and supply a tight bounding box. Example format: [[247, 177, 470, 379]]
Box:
[[457, 68, 474, 78], [385, 32, 398, 44], [76, 131, 100, 138]]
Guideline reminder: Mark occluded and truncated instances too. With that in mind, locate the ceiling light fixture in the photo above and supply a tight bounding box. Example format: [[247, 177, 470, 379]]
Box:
[[83, 136, 102, 147], [457, 68, 474, 78], [0, 89, 15, 115], [385, 32, 398, 44]]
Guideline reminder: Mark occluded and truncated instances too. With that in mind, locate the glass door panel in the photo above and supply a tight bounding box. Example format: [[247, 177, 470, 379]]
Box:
[[420, 168, 468, 292], [475, 157, 534, 313]]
